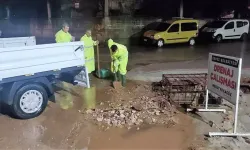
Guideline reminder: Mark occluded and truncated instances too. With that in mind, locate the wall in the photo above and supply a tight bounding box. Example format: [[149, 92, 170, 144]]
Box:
[[0, 19, 31, 38], [29, 17, 160, 44], [0, 17, 210, 44]]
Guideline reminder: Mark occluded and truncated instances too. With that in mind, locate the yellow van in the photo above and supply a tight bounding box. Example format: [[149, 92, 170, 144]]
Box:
[[143, 19, 199, 47]]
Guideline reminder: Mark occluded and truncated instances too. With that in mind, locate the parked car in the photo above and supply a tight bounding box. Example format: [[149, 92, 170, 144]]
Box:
[[142, 18, 199, 47], [129, 22, 161, 45], [199, 19, 249, 42]]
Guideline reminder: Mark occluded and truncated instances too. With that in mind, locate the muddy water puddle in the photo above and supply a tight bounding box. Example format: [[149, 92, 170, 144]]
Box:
[[55, 79, 111, 111], [0, 81, 197, 149], [0, 101, 195, 149], [88, 114, 195, 150], [0, 113, 194, 149]]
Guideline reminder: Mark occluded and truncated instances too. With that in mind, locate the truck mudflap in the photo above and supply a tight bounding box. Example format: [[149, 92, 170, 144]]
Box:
[[74, 67, 90, 88]]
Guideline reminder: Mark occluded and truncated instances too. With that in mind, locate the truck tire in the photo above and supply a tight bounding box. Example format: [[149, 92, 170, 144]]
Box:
[[11, 84, 48, 119]]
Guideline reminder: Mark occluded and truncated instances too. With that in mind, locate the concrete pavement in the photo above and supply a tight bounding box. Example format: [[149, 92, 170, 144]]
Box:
[[97, 37, 250, 82], [127, 59, 250, 82]]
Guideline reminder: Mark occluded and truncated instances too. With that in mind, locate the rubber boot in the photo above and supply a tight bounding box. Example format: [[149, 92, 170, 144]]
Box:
[[121, 75, 126, 87], [116, 72, 122, 81]]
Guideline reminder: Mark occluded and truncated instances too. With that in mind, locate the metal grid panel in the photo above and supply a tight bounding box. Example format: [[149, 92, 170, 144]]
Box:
[[153, 73, 208, 105]]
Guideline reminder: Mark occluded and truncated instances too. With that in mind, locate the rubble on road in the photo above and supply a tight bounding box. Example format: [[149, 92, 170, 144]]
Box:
[[240, 77, 250, 94], [237, 76, 250, 94], [87, 104, 177, 128], [83, 82, 178, 129]]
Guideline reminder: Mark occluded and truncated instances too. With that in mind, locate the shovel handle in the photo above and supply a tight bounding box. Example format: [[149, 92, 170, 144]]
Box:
[[96, 44, 101, 77], [113, 60, 118, 79]]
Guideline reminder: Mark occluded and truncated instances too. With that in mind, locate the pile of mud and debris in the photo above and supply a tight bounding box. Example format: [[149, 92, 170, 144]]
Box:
[[83, 82, 178, 129]]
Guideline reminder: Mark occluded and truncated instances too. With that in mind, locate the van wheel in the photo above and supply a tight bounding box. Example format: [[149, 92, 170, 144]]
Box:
[[241, 33, 248, 41], [157, 39, 164, 48], [215, 35, 222, 43], [11, 84, 48, 119], [189, 38, 195, 46]]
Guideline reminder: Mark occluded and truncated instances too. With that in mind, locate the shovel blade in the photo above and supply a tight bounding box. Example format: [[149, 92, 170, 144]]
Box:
[[112, 81, 122, 89]]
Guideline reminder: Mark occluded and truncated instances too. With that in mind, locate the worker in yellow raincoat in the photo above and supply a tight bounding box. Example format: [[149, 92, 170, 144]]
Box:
[[55, 22, 75, 109], [108, 39, 128, 87], [55, 22, 74, 43], [80, 29, 99, 74]]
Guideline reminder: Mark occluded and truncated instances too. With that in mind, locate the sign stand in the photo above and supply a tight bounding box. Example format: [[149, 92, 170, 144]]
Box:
[[189, 53, 250, 137], [187, 89, 226, 113], [209, 57, 250, 137]]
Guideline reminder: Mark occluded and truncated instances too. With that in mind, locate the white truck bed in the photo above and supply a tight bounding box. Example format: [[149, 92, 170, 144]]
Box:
[[0, 41, 90, 119], [0, 41, 89, 87], [0, 36, 36, 48]]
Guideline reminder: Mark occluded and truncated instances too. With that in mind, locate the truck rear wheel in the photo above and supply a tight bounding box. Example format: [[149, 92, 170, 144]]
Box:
[[11, 84, 48, 119]]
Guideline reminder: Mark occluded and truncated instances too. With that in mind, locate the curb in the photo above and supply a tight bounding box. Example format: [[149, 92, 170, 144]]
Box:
[[127, 68, 250, 82]]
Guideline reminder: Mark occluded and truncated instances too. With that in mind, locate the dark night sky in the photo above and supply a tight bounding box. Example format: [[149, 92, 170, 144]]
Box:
[[0, 0, 60, 18], [139, 0, 248, 18], [0, 0, 249, 19]]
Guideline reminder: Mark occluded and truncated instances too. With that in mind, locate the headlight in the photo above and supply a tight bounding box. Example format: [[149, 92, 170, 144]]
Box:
[[203, 27, 216, 33], [210, 29, 216, 32], [207, 28, 216, 32]]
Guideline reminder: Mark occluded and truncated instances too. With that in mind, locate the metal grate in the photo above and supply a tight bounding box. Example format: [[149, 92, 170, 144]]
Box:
[[153, 73, 207, 106]]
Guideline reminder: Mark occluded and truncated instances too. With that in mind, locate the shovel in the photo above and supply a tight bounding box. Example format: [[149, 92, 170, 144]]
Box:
[[112, 61, 122, 89], [96, 44, 101, 78], [95, 44, 112, 79]]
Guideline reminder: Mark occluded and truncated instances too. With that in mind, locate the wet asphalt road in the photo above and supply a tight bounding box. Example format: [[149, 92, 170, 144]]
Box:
[[98, 40, 250, 70], [1, 39, 250, 149]]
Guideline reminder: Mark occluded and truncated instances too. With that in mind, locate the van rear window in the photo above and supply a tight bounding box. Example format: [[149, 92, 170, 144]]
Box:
[[236, 21, 248, 28], [237, 21, 244, 28], [181, 23, 197, 31]]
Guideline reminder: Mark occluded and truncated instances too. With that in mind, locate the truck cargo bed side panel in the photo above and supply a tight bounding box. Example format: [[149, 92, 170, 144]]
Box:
[[0, 42, 85, 81], [0, 36, 36, 48]]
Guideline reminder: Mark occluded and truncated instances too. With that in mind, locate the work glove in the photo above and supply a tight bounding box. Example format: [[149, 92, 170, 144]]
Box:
[[71, 36, 75, 42], [113, 60, 119, 73], [94, 40, 99, 45], [118, 57, 123, 61]]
